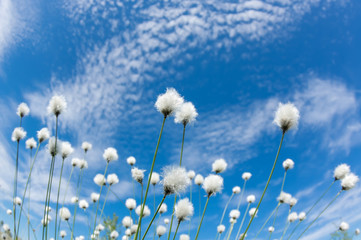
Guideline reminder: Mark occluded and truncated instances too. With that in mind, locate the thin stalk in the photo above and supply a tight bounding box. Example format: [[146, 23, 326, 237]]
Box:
[[154, 214, 162, 240], [109, 188, 126, 207], [58, 166, 75, 233], [54, 157, 66, 240], [225, 223, 234, 240], [306, 180, 335, 216], [19, 204, 38, 240], [13, 139, 20, 239], [28, 148, 33, 240], [268, 203, 281, 240], [235, 203, 251, 240], [219, 193, 234, 225], [99, 185, 111, 221], [240, 132, 285, 240], [281, 171, 287, 193], [171, 221, 181, 240], [153, 186, 157, 240], [167, 196, 177, 240], [134, 116, 166, 240], [236, 180, 247, 210], [286, 220, 302, 240], [188, 182, 192, 236], [71, 169, 85, 240], [139, 183, 144, 240], [198, 185, 201, 219], [252, 203, 280, 240], [280, 208, 291, 240], [194, 196, 210, 240], [296, 191, 342, 240], [142, 195, 167, 240]]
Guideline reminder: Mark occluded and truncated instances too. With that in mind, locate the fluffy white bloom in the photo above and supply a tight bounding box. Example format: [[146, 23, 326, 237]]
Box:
[[162, 166, 190, 195], [17, 102, 30, 117], [159, 203, 167, 214], [277, 191, 292, 204], [217, 224, 226, 233], [122, 236, 128, 240], [59, 207, 71, 221], [174, 102, 198, 125], [107, 174, 119, 185], [273, 102, 300, 133], [249, 208, 258, 217], [125, 198, 136, 210], [37, 128, 50, 143], [290, 197, 298, 207], [103, 147, 118, 162], [175, 198, 194, 222], [125, 229, 131, 236], [6, 209, 12, 215], [194, 174, 204, 185], [48, 95, 67, 116], [110, 230, 119, 239], [71, 197, 79, 203], [14, 197, 22, 206], [94, 174, 106, 186], [26, 138, 37, 149], [230, 218, 236, 224], [79, 200, 89, 210], [355, 228, 360, 235], [150, 172, 160, 185], [130, 225, 138, 234], [229, 209, 240, 219], [155, 88, 184, 117], [212, 159, 227, 174], [187, 170, 195, 180], [203, 174, 223, 196], [78, 159, 88, 169], [132, 168, 145, 184], [232, 186, 241, 194], [61, 141, 74, 159], [298, 212, 306, 221], [48, 137, 61, 157], [71, 158, 81, 167], [242, 172, 252, 181], [282, 159, 294, 171], [12, 127, 26, 142], [341, 173, 359, 190], [288, 212, 298, 222], [247, 195, 256, 203], [135, 205, 151, 217], [268, 226, 275, 232], [81, 142, 92, 153], [3, 224, 10, 232], [60, 230, 67, 238], [45, 206, 52, 212], [41, 215, 52, 226], [334, 164, 351, 180], [156, 225, 167, 237], [122, 216, 133, 228], [164, 218, 169, 225], [91, 234, 96, 239], [96, 224, 105, 231], [339, 222, 349, 231], [179, 234, 190, 240], [126, 156, 136, 166], [239, 233, 247, 239]]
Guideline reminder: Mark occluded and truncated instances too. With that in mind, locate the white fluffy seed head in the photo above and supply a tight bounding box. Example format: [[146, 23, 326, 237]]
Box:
[[334, 164, 351, 180], [37, 128, 50, 143], [162, 166, 190, 195], [202, 174, 224, 196], [155, 88, 184, 117], [217, 225, 226, 233], [125, 229, 131, 236], [135, 205, 151, 217], [175, 198, 194, 222], [107, 174, 119, 185], [71, 158, 80, 167], [232, 186, 241, 194], [79, 200, 89, 210], [130, 225, 138, 234], [122, 216, 133, 228], [94, 174, 106, 186], [268, 226, 275, 232], [150, 172, 160, 185], [126, 156, 136, 166], [125, 198, 136, 210], [132, 168, 145, 184], [174, 101, 198, 126], [6, 209, 12, 215], [229, 209, 240, 220], [249, 208, 258, 217], [277, 191, 292, 204], [48, 137, 61, 157], [41, 215, 52, 226], [341, 173, 359, 190], [273, 102, 300, 133], [179, 234, 190, 240], [339, 222, 349, 231], [48, 95, 67, 116], [290, 197, 298, 207], [247, 194, 256, 203], [355, 228, 360, 235], [26, 138, 37, 149], [156, 225, 167, 237], [60, 230, 67, 238], [282, 159, 295, 171], [194, 174, 204, 185], [103, 147, 118, 162], [187, 170, 196, 180], [71, 197, 79, 203], [96, 224, 105, 231], [159, 203, 167, 214], [91, 193, 100, 203], [298, 212, 306, 221], [288, 212, 298, 222], [14, 197, 22, 206], [59, 207, 71, 221], [164, 218, 169, 225], [212, 159, 227, 174], [81, 142, 92, 153], [110, 230, 119, 239], [3, 224, 10, 232], [17, 102, 30, 117], [61, 141, 74, 159], [78, 159, 88, 169], [12, 127, 26, 142], [242, 172, 252, 181]]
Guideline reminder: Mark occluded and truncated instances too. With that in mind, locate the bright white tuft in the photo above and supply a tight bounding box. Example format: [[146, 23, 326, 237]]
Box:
[[273, 102, 300, 133], [162, 166, 190, 195], [150, 172, 160, 185], [339, 222, 349, 231], [61, 141, 74, 159], [81, 142, 92, 153], [25, 138, 37, 149], [37, 128, 50, 143], [103, 147, 118, 162], [194, 174, 204, 185], [175, 198, 194, 222], [59, 207, 71, 221], [217, 224, 226, 233], [341, 173, 359, 190], [131, 168, 145, 184], [174, 102, 198, 125], [155, 88, 184, 117], [17, 102, 30, 117], [282, 158, 294, 171], [156, 225, 167, 237], [247, 195, 256, 203], [334, 164, 351, 180], [94, 174, 106, 186], [126, 156, 136, 166], [12, 127, 26, 142], [212, 158, 227, 174], [202, 174, 223, 196], [242, 172, 252, 181], [125, 198, 136, 210]]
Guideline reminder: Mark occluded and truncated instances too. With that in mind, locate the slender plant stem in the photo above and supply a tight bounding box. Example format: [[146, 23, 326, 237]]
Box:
[[225, 223, 234, 240], [296, 191, 342, 240], [219, 193, 234, 226], [198, 186, 201, 219], [268, 203, 281, 240], [67, 221, 73, 232], [280, 208, 291, 240], [194, 196, 210, 240], [13, 139, 20, 239], [286, 220, 301, 240], [281, 171, 287, 193], [134, 116, 166, 240], [154, 214, 162, 240], [99, 185, 111, 221], [240, 132, 285, 240], [235, 203, 251, 240], [252, 203, 280, 240], [179, 125, 186, 166], [140, 183, 144, 240], [189, 182, 192, 236], [58, 166, 75, 233], [236, 180, 247, 210], [109, 188, 126, 207], [54, 157, 66, 240], [28, 148, 33, 240], [142, 195, 167, 240], [153, 185, 156, 240], [171, 221, 181, 240], [71, 169, 84, 239], [19, 203, 38, 240]]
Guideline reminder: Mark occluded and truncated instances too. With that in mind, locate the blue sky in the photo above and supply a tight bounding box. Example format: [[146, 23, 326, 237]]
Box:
[[0, 0, 361, 239]]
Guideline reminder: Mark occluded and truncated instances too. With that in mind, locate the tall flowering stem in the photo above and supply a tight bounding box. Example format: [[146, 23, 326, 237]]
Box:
[[226, 222, 235, 240], [252, 203, 279, 240], [71, 169, 85, 239], [141, 195, 167, 240], [171, 221, 181, 240], [99, 185, 111, 221], [240, 132, 285, 240], [220, 193, 234, 225], [58, 166, 75, 233], [54, 157, 66, 240], [134, 116, 166, 240], [188, 182, 192, 236], [280, 208, 291, 240], [194, 195, 210, 240], [237, 180, 247, 210], [13, 137, 21, 238], [235, 203, 251, 240]]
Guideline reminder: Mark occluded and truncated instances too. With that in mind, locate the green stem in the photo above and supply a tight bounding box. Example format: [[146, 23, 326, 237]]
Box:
[[179, 125, 186, 166], [235, 203, 251, 240], [134, 116, 166, 240], [281, 171, 287, 193], [171, 221, 181, 240], [236, 180, 247, 210], [286, 220, 301, 240], [225, 223, 234, 240], [220, 193, 234, 225], [28, 148, 32, 240], [306, 180, 335, 216], [99, 185, 111, 221], [109, 188, 126, 207], [199, 186, 201, 219], [188, 182, 192, 236], [153, 186, 157, 240], [54, 157, 66, 240], [296, 191, 342, 240], [280, 208, 291, 240], [142, 195, 167, 240], [13, 139, 20, 239], [194, 196, 210, 240], [71, 169, 84, 240], [268, 202, 281, 240], [240, 132, 285, 240], [167, 196, 177, 240], [58, 166, 75, 234], [252, 202, 280, 240]]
